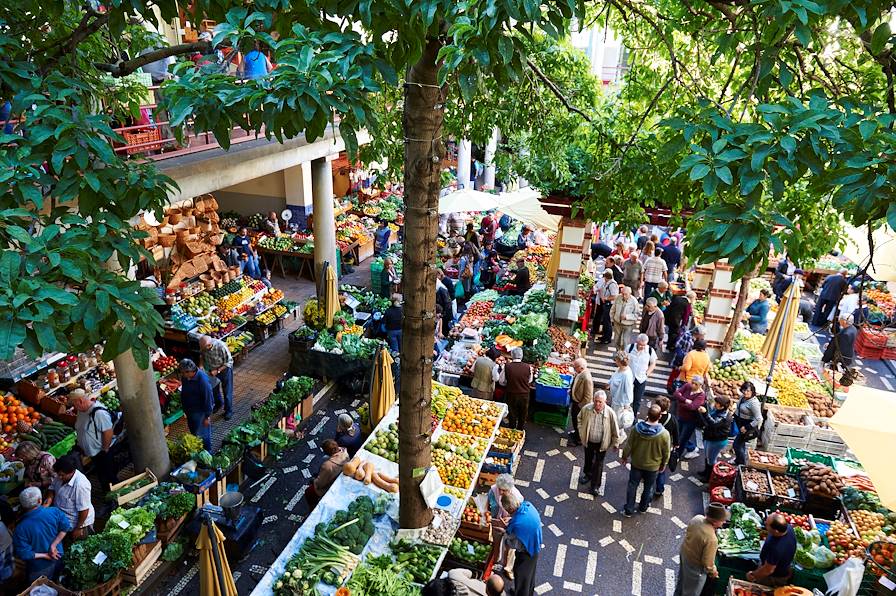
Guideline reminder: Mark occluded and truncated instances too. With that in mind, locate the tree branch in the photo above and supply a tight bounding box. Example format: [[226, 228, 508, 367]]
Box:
[[619, 75, 674, 159], [525, 59, 592, 122], [94, 42, 211, 77], [43, 8, 110, 66]]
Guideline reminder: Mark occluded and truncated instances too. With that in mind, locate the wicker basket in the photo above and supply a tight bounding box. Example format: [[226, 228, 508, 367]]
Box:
[[168, 210, 182, 225], [159, 234, 175, 247]]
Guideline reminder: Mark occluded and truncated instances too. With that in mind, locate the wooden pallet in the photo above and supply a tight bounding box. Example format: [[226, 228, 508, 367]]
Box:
[[122, 541, 162, 585]]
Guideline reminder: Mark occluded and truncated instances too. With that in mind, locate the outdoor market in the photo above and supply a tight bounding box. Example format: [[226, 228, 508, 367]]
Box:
[[7, 3, 896, 596]]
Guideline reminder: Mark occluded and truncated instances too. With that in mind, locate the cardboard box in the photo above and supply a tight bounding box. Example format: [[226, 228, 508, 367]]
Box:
[[17, 576, 76, 596]]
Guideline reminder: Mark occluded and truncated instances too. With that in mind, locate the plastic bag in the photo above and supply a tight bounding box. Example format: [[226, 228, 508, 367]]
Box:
[[419, 466, 445, 509], [824, 557, 865, 596], [811, 545, 836, 569]]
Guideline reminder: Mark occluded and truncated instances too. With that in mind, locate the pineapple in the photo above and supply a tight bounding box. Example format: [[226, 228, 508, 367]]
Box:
[[17, 420, 33, 434]]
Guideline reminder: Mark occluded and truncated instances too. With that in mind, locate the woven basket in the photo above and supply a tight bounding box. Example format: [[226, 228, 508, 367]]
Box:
[[159, 234, 175, 247], [200, 274, 215, 290], [168, 211, 182, 225]]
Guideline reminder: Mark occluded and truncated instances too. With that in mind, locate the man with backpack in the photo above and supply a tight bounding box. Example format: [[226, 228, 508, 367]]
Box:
[[69, 389, 118, 491]]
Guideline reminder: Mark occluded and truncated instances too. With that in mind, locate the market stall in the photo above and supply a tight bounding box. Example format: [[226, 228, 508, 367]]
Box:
[[250, 385, 508, 595]]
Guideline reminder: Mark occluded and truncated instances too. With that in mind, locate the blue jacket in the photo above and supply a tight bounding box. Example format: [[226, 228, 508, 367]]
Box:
[[13, 507, 71, 566], [746, 299, 769, 324], [181, 369, 215, 418], [506, 501, 543, 556]]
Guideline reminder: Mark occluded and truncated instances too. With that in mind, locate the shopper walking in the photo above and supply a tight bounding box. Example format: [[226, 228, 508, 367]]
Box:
[[179, 358, 215, 451], [621, 404, 671, 516], [610, 285, 639, 352], [608, 351, 634, 430], [199, 334, 234, 420], [496, 348, 532, 430], [626, 334, 657, 417], [732, 381, 762, 466], [596, 270, 619, 344], [673, 376, 707, 462], [822, 313, 858, 369], [696, 396, 733, 482], [576, 390, 620, 495], [642, 246, 668, 298], [653, 397, 679, 498], [639, 297, 665, 353], [622, 252, 643, 299], [567, 358, 593, 446], [665, 291, 695, 353], [502, 492, 543, 596], [813, 269, 849, 327], [648, 280, 673, 312], [674, 503, 728, 596], [661, 237, 682, 282]]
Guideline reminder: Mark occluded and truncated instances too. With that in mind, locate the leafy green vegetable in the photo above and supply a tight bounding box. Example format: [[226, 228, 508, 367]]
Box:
[[346, 554, 420, 595], [106, 506, 157, 545], [64, 532, 133, 590], [537, 367, 570, 388], [159, 492, 195, 520], [267, 428, 290, 454], [162, 541, 185, 562]]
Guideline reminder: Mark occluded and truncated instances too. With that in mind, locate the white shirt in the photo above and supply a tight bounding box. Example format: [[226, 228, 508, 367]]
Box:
[[50, 470, 95, 529], [833, 293, 859, 320], [627, 344, 656, 383]]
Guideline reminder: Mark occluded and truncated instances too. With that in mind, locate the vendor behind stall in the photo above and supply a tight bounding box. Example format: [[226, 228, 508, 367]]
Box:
[[510, 257, 531, 295], [15, 441, 56, 492], [179, 358, 214, 451], [46, 455, 94, 539], [70, 388, 117, 491], [747, 513, 797, 587]]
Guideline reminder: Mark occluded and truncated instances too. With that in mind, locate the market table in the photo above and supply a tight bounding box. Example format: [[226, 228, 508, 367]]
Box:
[[259, 242, 359, 281], [250, 396, 507, 595]]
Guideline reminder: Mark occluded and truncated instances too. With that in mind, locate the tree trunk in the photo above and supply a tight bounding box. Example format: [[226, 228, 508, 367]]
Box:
[[722, 274, 753, 353], [113, 349, 171, 477], [397, 38, 445, 529]]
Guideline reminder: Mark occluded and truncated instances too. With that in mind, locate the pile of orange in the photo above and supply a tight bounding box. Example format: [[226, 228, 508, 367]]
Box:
[[0, 394, 40, 435], [441, 406, 498, 438]]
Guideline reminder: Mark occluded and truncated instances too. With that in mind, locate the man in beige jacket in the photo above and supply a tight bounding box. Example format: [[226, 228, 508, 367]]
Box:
[[576, 390, 620, 495], [610, 285, 640, 352], [567, 358, 593, 446]]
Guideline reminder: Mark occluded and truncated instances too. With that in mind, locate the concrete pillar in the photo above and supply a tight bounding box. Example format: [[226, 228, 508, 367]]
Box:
[[483, 128, 498, 189], [284, 163, 314, 229], [456, 139, 472, 189], [311, 156, 338, 277], [113, 349, 171, 477]]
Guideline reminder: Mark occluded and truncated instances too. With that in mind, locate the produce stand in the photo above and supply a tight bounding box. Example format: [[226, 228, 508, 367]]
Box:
[[250, 390, 507, 595]]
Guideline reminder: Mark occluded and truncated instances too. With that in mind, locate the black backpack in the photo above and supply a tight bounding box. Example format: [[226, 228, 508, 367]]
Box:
[[88, 405, 124, 438]]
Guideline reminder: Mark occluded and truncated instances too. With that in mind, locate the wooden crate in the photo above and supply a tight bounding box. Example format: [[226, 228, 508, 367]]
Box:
[[132, 539, 159, 568], [746, 449, 788, 474], [458, 521, 493, 544], [156, 514, 188, 545], [109, 469, 159, 506], [16, 577, 76, 596], [122, 541, 162, 585]]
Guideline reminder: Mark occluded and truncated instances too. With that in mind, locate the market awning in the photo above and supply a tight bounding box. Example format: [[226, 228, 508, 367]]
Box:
[[840, 223, 896, 282], [438, 188, 500, 214], [496, 187, 562, 232], [828, 384, 896, 511]]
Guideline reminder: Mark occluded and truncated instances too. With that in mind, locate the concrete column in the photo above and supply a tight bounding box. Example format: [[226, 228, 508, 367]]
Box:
[[311, 156, 338, 277], [456, 139, 472, 189], [483, 128, 498, 189], [284, 163, 313, 208], [113, 350, 171, 477]]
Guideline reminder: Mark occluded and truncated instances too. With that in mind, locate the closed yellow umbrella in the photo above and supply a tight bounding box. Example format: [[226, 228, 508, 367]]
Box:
[[324, 263, 339, 328], [197, 518, 238, 596], [369, 347, 395, 426], [829, 384, 896, 511], [761, 279, 800, 362], [545, 222, 562, 285]]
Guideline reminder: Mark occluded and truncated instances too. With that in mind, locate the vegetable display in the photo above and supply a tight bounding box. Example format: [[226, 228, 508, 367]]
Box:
[[449, 537, 490, 564], [64, 532, 133, 590], [367, 423, 398, 462], [717, 503, 762, 554], [344, 554, 421, 596], [537, 367, 570, 388], [800, 463, 843, 498], [389, 539, 441, 584]]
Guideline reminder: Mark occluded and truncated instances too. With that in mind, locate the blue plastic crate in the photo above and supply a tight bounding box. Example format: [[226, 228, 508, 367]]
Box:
[[534, 375, 572, 406], [481, 450, 514, 474]]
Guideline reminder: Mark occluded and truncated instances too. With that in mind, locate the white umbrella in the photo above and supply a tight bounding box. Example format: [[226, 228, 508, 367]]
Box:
[[438, 188, 500, 214], [841, 222, 896, 281], [497, 187, 563, 232]]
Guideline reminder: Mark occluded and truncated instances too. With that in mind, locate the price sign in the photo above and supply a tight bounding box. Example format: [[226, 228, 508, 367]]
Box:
[[117, 520, 130, 529], [879, 577, 896, 590], [734, 528, 745, 540], [93, 551, 108, 565], [564, 341, 571, 348], [466, 543, 475, 555], [746, 480, 759, 491], [787, 488, 796, 498], [432, 515, 443, 529], [723, 488, 731, 499], [759, 456, 769, 463]]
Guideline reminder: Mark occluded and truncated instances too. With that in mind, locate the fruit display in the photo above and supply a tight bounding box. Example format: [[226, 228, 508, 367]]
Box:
[[441, 405, 499, 438], [458, 301, 494, 329], [263, 288, 284, 305], [733, 329, 766, 353], [255, 309, 278, 326], [449, 537, 490, 564], [273, 304, 288, 319], [99, 389, 120, 411], [181, 292, 215, 317], [541, 360, 574, 376], [547, 326, 580, 359], [769, 509, 810, 530], [258, 235, 302, 252], [769, 473, 802, 502], [769, 369, 810, 408], [168, 304, 197, 330], [868, 541, 896, 577], [433, 432, 488, 461], [366, 422, 398, 462], [453, 395, 503, 419], [210, 279, 243, 299], [431, 382, 462, 420], [851, 509, 888, 543], [805, 391, 839, 419], [432, 448, 479, 488], [825, 520, 866, 562], [216, 284, 253, 313], [0, 394, 42, 436], [225, 331, 254, 355], [443, 485, 466, 499], [729, 583, 772, 596], [786, 360, 819, 381], [711, 357, 755, 383], [768, 407, 811, 426], [153, 355, 178, 377], [800, 463, 844, 498], [462, 502, 490, 526], [342, 457, 399, 493]]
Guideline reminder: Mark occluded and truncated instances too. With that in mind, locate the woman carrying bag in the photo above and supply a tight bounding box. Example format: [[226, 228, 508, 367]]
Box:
[[732, 381, 762, 465]]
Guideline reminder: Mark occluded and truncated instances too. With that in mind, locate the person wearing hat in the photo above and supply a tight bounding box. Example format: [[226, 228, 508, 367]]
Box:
[[516, 225, 534, 250], [12, 487, 71, 583], [179, 359, 215, 451], [675, 503, 728, 596], [334, 414, 363, 457]]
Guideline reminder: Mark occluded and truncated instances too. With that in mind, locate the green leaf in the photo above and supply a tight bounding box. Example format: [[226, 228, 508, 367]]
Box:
[[780, 135, 796, 153], [859, 120, 878, 140], [871, 22, 891, 55], [0, 317, 26, 360], [715, 166, 733, 185], [888, 203, 896, 232], [689, 163, 711, 180]]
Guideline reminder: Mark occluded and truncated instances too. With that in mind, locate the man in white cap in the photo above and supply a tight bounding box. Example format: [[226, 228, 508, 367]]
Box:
[[12, 487, 71, 582]]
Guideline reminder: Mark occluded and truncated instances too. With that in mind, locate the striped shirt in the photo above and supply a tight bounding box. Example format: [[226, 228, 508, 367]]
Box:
[[202, 337, 233, 370], [643, 256, 667, 284]]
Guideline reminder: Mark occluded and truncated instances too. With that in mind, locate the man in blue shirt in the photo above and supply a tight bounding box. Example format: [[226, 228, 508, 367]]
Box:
[[748, 513, 797, 587], [812, 269, 848, 327], [179, 358, 215, 451], [232, 227, 261, 278], [374, 221, 391, 255], [13, 487, 71, 582], [660, 237, 682, 281]]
